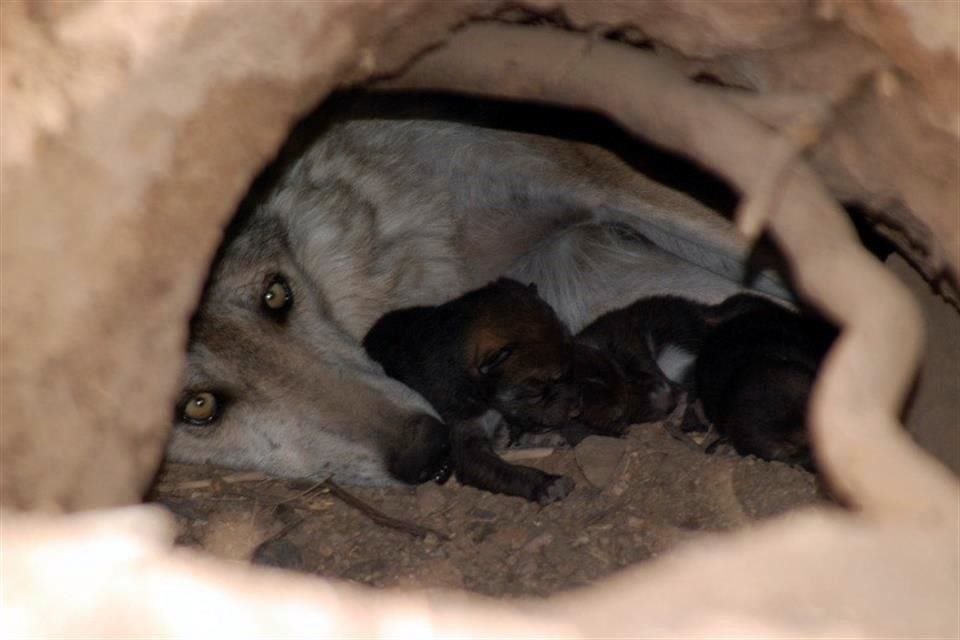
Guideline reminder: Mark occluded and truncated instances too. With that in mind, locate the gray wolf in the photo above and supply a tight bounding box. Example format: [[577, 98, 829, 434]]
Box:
[[168, 93, 790, 486], [363, 277, 578, 503]]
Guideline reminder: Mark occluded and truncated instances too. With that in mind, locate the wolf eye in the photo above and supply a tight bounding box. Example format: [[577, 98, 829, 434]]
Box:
[[262, 275, 293, 319], [182, 392, 219, 426]]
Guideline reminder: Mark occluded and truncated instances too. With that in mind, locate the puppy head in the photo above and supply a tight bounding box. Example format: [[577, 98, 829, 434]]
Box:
[[570, 343, 632, 432], [572, 343, 678, 434], [465, 279, 579, 429]]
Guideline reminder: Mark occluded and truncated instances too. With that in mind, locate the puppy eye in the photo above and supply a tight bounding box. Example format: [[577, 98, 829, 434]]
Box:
[[525, 393, 545, 406], [181, 392, 220, 426], [262, 274, 293, 320], [523, 384, 550, 405], [479, 346, 513, 375]]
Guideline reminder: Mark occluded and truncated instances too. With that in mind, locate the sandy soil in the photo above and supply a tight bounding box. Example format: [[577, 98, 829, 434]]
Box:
[[150, 423, 824, 598]]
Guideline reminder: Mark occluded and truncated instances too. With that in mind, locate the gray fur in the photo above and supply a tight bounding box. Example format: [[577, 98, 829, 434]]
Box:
[[167, 103, 790, 485]]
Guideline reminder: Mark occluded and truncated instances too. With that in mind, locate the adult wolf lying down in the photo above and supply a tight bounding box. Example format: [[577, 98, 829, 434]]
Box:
[[168, 94, 789, 486]]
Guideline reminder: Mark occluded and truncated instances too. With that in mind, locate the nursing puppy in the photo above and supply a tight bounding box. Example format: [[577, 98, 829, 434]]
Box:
[[577, 292, 834, 465], [502, 341, 671, 448], [696, 297, 837, 468], [363, 278, 578, 504], [559, 341, 678, 444], [577, 295, 711, 390]]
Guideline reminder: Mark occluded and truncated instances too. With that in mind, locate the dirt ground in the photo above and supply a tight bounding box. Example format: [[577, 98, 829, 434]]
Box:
[[150, 420, 825, 598]]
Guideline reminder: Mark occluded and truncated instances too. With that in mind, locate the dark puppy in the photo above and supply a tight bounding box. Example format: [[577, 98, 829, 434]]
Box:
[[497, 303, 685, 448], [503, 342, 642, 447], [696, 297, 836, 468], [555, 341, 677, 444], [574, 295, 709, 439], [578, 292, 835, 466], [577, 294, 769, 389], [568, 296, 710, 447], [363, 278, 578, 504]]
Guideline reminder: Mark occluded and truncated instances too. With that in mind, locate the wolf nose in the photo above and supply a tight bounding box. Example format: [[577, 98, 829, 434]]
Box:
[[387, 414, 450, 485]]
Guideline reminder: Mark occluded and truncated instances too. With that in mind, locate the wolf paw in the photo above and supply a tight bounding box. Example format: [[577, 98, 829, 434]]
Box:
[[535, 474, 575, 505]]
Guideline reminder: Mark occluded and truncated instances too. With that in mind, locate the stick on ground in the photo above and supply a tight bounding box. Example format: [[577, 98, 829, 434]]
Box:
[[319, 479, 452, 541]]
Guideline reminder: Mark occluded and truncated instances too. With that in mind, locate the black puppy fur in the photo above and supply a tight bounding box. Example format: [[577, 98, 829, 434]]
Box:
[[363, 278, 578, 504]]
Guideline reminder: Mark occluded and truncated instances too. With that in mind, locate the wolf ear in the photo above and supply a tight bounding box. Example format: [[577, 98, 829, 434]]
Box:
[[478, 346, 513, 376]]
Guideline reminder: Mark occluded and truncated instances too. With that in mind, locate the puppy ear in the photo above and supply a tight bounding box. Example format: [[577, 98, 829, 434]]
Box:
[[478, 346, 513, 376], [527, 282, 538, 296]]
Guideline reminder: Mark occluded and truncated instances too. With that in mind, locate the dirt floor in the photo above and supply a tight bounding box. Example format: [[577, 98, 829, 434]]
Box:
[[150, 422, 825, 598]]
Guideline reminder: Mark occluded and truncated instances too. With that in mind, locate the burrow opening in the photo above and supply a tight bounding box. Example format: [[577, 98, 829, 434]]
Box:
[[146, 26, 959, 598]]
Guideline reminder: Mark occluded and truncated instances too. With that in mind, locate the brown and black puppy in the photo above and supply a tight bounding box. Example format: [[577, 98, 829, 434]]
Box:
[[363, 278, 579, 504]]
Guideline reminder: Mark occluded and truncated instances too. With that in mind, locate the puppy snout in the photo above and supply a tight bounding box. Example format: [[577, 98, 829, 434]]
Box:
[[387, 414, 451, 485]]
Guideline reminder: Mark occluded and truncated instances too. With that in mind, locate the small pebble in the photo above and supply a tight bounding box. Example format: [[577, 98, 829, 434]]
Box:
[[469, 508, 497, 521], [489, 525, 530, 550], [416, 483, 447, 516], [575, 436, 628, 489], [523, 532, 554, 553]]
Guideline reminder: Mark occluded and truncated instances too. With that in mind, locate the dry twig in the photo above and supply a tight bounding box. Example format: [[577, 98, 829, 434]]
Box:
[[317, 479, 451, 541], [153, 468, 450, 541]]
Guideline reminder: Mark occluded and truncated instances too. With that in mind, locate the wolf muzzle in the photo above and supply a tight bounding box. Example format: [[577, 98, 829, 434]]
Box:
[[386, 414, 451, 485]]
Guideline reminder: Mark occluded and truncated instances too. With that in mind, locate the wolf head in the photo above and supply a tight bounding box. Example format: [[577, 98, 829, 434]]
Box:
[[167, 173, 459, 486]]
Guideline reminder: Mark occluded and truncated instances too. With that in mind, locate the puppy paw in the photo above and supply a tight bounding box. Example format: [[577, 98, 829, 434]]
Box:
[[535, 474, 575, 505]]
